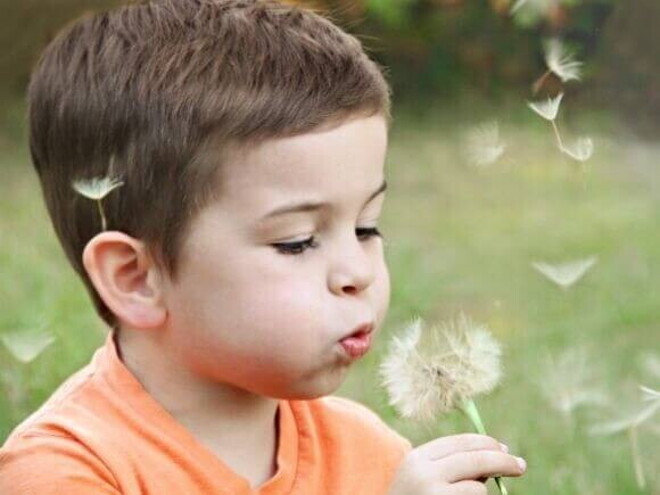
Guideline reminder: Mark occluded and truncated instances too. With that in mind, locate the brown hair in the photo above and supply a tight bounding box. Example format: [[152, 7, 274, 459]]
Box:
[[27, 0, 392, 328]]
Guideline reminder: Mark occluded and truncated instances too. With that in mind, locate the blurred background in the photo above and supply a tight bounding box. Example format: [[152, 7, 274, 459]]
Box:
[[1, 0, 658, 493]]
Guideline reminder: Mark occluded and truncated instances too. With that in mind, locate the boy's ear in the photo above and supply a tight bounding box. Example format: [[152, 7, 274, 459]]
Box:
[[82, 232, 167, 330]]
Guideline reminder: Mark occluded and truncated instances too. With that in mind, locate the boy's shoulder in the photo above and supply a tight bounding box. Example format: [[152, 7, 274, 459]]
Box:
[[0, 347, 123, 494], [301, 395, 412, 454], [1, 337, 120, 448], [0, 427, 120, 494]]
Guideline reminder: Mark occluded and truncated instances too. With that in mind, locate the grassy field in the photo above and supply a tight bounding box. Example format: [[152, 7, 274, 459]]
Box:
[[1, 98, 658, 494]]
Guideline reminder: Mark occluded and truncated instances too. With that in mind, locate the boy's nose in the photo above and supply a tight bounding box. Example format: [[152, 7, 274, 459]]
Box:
[[327, 234, 377, 296]]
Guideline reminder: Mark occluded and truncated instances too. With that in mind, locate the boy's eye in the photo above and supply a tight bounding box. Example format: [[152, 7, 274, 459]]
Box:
[[271, 227, 383, 256], [356, 226, 383, 241], [271, 236, 319, 255]]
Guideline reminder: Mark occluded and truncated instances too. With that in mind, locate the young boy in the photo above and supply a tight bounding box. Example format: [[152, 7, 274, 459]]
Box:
[[0, 0, 526, 493]]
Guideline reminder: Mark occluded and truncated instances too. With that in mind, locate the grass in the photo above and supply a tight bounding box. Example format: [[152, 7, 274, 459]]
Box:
[[1, 99, 658, 493]]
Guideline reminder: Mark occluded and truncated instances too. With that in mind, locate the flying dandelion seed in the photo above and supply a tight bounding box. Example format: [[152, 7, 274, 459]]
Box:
[[537, 348, 608, 421], [72, 175, 124, 231], [72, 176, 124, 200], [562, 136, 594, 162], [531, 256, 597, 290], [590, 389, 660, 490], [510, 0, 550, 16], [533, 39, 583, 94], [640, 385, 660, 402], [379, 313, 509, 495], [544, 39, 583, 83], [509, 0, 528, 14], [462, 121, 507, 168], [590, 399, 660, 436], [1, 329, 56, 364], [510, 0, 560, 19], [528, 93, 564, 122], [528, 93, 565, 150]]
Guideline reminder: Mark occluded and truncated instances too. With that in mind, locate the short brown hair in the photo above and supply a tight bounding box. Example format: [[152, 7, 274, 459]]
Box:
[[27, 0, 392, 328]]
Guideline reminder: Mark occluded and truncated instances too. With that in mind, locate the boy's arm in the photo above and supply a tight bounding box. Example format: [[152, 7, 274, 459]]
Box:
[[0, 433, 121, 494]]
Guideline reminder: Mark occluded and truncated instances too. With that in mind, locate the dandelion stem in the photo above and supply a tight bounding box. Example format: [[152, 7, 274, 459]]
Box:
[[550, 119, 564, 151], [96, 199, 107, 231], [460, 398, 508, 495], [628, 426, 646, 489], [532, 70, 551, 95]]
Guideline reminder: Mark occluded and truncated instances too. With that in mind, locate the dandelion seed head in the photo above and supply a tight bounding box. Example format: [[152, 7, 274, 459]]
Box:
[[379, 313, 502, 422], [462, 121, 506, 168], [562, 136, 594, 162], [72, 176, 124, 200], [544, 38, 583, 83]]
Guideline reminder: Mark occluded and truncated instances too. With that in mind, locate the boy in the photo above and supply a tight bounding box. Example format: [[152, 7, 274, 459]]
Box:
[[0, 0, 526, 493]]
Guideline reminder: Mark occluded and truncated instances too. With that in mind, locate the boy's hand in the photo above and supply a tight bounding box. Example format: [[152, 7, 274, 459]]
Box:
[[387, 434, 526, 495]]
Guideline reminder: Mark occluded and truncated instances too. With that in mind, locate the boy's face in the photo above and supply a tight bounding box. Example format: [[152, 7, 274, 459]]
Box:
[[160, 114, 390, 399]]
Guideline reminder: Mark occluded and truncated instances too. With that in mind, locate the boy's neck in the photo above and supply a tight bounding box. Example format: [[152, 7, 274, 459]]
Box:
[[114, 328, 280, 487]]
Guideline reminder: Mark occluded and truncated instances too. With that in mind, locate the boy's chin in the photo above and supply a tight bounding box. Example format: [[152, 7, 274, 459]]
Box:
[[269, 370, 349, 401]]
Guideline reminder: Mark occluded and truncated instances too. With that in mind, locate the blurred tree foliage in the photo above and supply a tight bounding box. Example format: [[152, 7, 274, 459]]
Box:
[[0, 0, 118, 95], [293, 0, 615, 99], [2, 0, 659, 137], [591, 0, 660, 139]]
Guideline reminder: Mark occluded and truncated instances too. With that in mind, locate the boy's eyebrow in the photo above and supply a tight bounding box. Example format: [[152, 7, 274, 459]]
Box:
[[259, 179, 387, 221]]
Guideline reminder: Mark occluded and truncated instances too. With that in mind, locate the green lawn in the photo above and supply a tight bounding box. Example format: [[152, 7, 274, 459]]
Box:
[[1, 100, 658, 494]]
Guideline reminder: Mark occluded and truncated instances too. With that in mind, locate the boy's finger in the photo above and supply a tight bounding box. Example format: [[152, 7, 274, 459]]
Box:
[[437, 450, 526, 483], [415, 433, 504, 461], [451, 480, 489, 495]]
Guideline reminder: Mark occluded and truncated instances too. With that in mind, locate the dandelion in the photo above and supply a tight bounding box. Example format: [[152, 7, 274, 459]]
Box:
[[72, 175, 124, 231], [561, 136, 594, 162], [590, 387, 660, 490], [379, 313, 508, 495], [533, 39, 583, 94], [1, 328, 56, 364], [462, 121, 507, 168], [531, 256, 597, 290]]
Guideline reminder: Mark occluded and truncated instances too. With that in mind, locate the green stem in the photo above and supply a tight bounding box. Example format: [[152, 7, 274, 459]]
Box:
[[628, 426, 646, 489], [460, 398, 509, 495]]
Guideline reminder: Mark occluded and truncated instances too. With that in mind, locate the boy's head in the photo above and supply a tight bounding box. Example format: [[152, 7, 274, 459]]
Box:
[[28, 0, 392, 331]]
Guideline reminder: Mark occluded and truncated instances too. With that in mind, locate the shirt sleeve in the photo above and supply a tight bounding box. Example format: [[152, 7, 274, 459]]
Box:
[[0, 433, 122, 494]]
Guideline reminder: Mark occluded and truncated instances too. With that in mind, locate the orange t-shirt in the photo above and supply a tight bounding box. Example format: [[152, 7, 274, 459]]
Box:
[[0, 331, 412, 494]]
